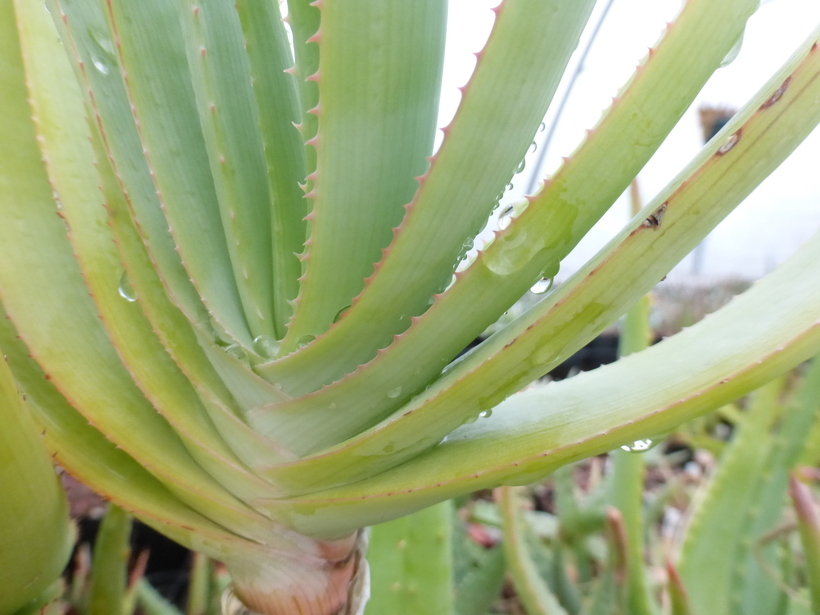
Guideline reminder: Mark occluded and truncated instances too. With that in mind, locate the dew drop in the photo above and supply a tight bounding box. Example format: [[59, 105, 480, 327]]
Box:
[[92, 57, 110, 74], [515, 159, 526, 174], [620, 438, 653, 452], [333, 305, 351, 323], [479, 409, 493, 419], [253, 335, 279, 358], [224, 344, 248, 361], [538, 121, 546, 133], [529, 141, 538, 154], [506, 182, 514, 191], [462, 412, 480, 425], [118, 271, 137, 302], [530, 277, 554, 295], [296, 334, 315, 349], [498, 205, 514, 231], [719, 31, 744, 68], [387, 386, 402, 399]]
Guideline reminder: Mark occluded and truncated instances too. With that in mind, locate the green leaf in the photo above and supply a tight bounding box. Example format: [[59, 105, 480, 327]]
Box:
[[49, 0, 226, 346], [18, 0, 287, 501], [104, 0, 253, 346], [248, 0, 756, 454], [365, 501, 454, 615], [270, 214, 820, 537], [88, 505, 132, 615], [280, 0, 447, 355], [498, 486, 568, 615], [235, 0, 307, 337], [0, 336, 72, 614], [175, 0, 276, 340], [676, 378, 784, 615], [790, 476, 820, 615], [260, 0, 595, 391], [453, 546, 506, 615], [253, 25, 820, 498]]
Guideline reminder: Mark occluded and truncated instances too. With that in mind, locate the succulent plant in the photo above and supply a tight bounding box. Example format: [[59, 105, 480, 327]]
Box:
[[1, 0, 820, 612]]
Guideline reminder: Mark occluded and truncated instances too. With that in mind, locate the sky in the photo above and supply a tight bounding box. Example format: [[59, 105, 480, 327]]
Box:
[[440, 0, 820, 282]]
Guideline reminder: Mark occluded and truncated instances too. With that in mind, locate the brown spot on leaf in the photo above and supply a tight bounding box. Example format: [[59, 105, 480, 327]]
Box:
[[717, 129, 742, 155], [761, 77, 791, 109], [641, 203, 667, 230]]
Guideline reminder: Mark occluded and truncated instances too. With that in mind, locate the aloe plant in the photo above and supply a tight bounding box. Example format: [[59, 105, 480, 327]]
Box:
[[2, 0, 820, 612]]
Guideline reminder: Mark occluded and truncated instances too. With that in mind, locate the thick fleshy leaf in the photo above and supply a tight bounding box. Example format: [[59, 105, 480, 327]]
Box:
[[175, 0, 276, 340], [16, 0, 286, 500], [255, 27, 820, 495], [0, 2, 286, 544], [235, 0, 307, 337], [261, 0, 595, 389], [0, 329, 72, 614], [365, 501, 454, 615], [267, 219, 820, 537], [279, 0, 448, 354], [248, 0, 757, 453]]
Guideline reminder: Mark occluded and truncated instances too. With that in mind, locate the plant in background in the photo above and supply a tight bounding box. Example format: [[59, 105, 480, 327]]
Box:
[[1, 0, 820, 613]]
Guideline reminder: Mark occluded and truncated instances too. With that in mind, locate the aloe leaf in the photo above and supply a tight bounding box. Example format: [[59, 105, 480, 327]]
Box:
[[365, 500, 454, 615], [1, 0, 279, 540], [254, 28, 820, 495], [49, 0, 237, 347], [0, 303, 262, 558], [16, 0, 288, 502], [262, 0, 594, 387], [666, 560, 692, 615], [676, 378, 784, 615], [453, 546, 506, 615], [790, 475, 820, 615], [235, 0, 307, 337], [94, 127, 295, 468], [286, 0, 320, 179], [99, 0, 253, 346], [249, 0, 756, 450], [498, 486, 568, 615], [0, 340, 72, 614], [88, 504, 131, 615], [175, 0, 276, 340], [137, 579, 185, 615], [267, 219, 820, 537], [279, 0, 447, 354], [735, 357, 820, 615]]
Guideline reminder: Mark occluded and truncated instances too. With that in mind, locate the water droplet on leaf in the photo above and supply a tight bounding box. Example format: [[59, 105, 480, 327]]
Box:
[[253, 335, 279, 358], [92, 57, 110, 74], [530, 277, 554, 294], [387, 387, 402, 399], [296, 335, 315, 349], [224, 344, 248, 361], [719, 31, 744, 68], [333, 305, 351, 323], [118, 272, 137, 302], [498, 205, 514, 230], [620, 438, 653, 452]]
